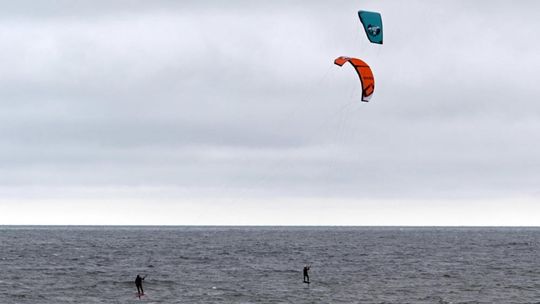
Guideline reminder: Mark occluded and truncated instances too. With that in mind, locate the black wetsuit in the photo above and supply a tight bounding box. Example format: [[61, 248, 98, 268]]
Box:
[[303, 267, 310, 283], [135, 275, 145, 295]]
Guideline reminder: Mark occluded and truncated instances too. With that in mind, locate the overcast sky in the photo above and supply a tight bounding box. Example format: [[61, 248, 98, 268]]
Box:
[[1, 0, 540, 225]]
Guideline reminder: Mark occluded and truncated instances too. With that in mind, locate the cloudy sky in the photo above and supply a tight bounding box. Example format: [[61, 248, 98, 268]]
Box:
[[1, 0, 539, 225]]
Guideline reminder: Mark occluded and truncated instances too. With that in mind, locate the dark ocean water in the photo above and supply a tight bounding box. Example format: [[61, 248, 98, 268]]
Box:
[[1, 226, 540, 304]]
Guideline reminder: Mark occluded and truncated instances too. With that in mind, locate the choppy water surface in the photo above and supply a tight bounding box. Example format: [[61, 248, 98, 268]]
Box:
[[1, 226, 540, 303]]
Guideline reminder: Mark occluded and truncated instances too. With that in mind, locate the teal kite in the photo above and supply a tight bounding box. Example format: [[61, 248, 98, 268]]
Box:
[[358, 10, 383, 44]]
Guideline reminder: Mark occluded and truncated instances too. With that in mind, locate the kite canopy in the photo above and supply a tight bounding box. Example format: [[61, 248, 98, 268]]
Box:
[[334, 56, 375, 102], [358, 10, 383, 44]]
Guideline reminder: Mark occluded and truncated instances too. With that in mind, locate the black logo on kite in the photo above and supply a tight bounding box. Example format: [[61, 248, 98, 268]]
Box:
[[367, 25, 381, 37]]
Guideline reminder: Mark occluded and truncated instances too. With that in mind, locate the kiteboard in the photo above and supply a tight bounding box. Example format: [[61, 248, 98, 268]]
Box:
[[303, 281, 310, 284]]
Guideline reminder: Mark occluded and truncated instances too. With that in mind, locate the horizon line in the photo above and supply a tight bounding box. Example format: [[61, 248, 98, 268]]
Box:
[[2, 224, 540, 228]]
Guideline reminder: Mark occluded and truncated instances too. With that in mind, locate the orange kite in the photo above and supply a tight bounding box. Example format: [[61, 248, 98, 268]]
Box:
[[334, 56, 375, 102]]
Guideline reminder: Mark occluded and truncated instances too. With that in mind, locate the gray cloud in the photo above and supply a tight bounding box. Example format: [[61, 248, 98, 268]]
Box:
[[1, 1, 540, 224]]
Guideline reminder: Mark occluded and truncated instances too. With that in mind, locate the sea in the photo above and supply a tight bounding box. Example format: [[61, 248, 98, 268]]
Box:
[[1, 226, 539, 304]]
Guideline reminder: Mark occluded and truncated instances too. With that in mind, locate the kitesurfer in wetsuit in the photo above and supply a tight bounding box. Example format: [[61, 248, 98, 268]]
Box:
[[303, 265, 310, 283], [135, 274, 145, 297]]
